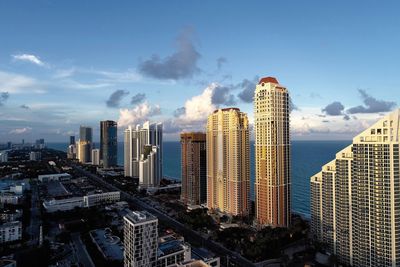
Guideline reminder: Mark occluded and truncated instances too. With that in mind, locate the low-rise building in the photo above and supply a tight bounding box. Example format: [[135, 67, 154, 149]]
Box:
[[0, 221, 22, 244], [0, 193, 22, 205], [43, 197, 84, 212], [89, 228, 124, 261], [0, 209, 22, 222], [157, 235, 191, 267], [38, 173, 71, 183], [83, 191, 120, 207]]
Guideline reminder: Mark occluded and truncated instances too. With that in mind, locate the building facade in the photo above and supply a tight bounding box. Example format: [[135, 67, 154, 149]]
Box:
[[78, 126, 93, 163], [138, 145, 160, 188], [100, 120, 118, 168], [92, 149, 100, 165], [124, 122, 163, 185], [0, 221, 22, 244], [180, 133, 207, 206], [124, 211, 158, 267], [311, 109, 400, 266], [254, 77, 291, 227], [0, 151, 8, 163], [206, 108, 250, 216]]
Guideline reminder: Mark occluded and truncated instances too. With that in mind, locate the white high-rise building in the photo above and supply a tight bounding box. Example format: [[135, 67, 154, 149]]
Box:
[[0, 151, 8, 163], [311, 109, 400, 267], [123, 210, 158, 267], [124, 122, 162, 186], [91, 149, 100, 165], [29, 151, 41, 161], [138, 145, 160, 188]]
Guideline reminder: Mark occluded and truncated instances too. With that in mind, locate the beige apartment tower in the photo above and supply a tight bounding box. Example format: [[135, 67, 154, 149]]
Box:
[[254, 77, 291, 227], [206, 108, 250, 216], [311, 109, 400, 267]]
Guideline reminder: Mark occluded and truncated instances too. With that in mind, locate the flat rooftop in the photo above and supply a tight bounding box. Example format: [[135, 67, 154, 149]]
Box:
[[124, 210, 157, 224], [158, 240, 186, 257], [90, 228, 123, 261], [46, 180, 70, 197]]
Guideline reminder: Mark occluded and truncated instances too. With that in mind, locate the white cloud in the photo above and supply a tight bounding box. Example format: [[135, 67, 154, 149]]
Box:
[[12, 54, 45, 66], [9, 127, 32, 134], [0, 71, 41, 94], [118, 102, 161, 127], [177, 83, 219, 122]]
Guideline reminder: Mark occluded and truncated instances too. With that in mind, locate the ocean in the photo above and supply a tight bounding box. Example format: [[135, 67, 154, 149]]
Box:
[[47, 140, 350, 218]]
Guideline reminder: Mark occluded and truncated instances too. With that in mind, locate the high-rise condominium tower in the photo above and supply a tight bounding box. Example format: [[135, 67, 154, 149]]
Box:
[[206, 108, 250, 216], [311, 109, 400, 267], [100, 120, 118, 168], [254, 77, 291, 227], [78, 126, 93, 163], [181, 132, 207, 206], [124, 122, 162, 187], [123, 210, 158, 267]]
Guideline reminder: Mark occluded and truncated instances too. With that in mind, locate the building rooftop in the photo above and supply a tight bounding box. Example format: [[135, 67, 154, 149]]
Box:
[[258, 77, 279, 85], [158, 240, 183, 256], [90, 228, 124, 261], [124, 210, 157, 224]]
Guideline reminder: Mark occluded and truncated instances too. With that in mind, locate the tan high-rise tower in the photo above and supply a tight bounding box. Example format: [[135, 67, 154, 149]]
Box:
[[254, 77, 291, 227], [206, 108, 250, 216]]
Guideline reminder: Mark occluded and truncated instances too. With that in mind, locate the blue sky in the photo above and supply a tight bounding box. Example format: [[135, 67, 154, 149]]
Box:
[[0, 0, 399, 142]]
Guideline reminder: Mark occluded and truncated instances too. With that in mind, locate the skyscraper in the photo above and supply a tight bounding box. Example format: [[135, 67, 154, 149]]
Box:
[[69, 135, 75, 146], [206, 108, 250, 216], [180, 132, 207, 206], [100, 120, 118, 168], [77, 140, 91, 163], [138, 145, 161, 187], [124, 122, 163, 187], [254, 77, 291, 227], [311, 109, 400, 267], [80, 126, 92, 143], [123, 210, 158, 267], [91, 148, 100, 165], [78, 126, 93, 163]]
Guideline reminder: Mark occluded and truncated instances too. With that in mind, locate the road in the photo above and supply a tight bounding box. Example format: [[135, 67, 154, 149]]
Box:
[[72, 164, 255, 267], [71, 233, 95, 267], [27, 181, 41, 246]]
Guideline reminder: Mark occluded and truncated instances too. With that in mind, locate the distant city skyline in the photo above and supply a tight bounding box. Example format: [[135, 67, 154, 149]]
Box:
[[0, 1, 399, 142]]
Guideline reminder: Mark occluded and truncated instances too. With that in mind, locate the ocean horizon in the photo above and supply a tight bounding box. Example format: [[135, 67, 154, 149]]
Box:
[[47, 140, 351, 218]]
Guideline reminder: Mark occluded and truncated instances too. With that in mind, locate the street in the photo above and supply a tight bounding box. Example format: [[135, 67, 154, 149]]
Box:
[[72, 164, 255, 267]]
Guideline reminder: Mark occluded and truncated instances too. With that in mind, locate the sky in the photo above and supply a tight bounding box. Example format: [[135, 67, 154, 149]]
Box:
[[0, 0, 399, 143]]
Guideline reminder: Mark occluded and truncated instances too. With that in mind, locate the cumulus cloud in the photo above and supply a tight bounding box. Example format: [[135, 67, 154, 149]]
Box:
[[130, 93, 146, 105], [211, 85, 236, 106], [138, 29, 200, 80], [12, 54, 45, 66], [216, 57, 227, 70], [0, 92, 9, 106], [347, 89, 396, 114], [177, 83, 218, 123], [236, 77, 258, 103], [106, 90, 129, 108], [173, 107, 186, 118], [322, 101, 345, 116], [9, 127, 32, 134], [20, 104, 30, 110], [117, 102, 161, 127]]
